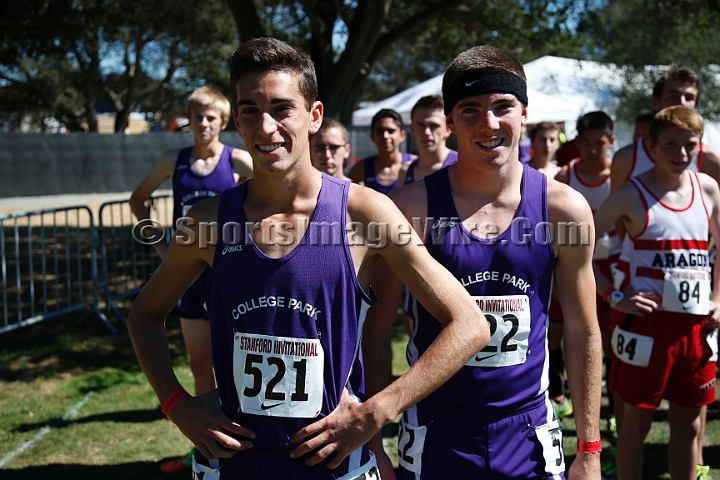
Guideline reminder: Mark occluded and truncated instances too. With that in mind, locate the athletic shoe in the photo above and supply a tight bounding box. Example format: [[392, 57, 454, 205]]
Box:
[[607, 415, 618, 444], [697, 464, 711, 480], [160, 447, 194, 473], [601, 445, 617, 480], [552, 397, 573, 419]]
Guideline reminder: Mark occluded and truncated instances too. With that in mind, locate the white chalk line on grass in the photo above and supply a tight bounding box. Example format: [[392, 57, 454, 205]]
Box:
[[0, 391, 93, 469]]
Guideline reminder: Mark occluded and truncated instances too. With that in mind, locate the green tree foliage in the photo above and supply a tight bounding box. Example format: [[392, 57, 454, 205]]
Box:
[[588, 0, 720, 122], [0, 0, 236, 132], [357, 0, 592, 106], [226, 0, 593, 122]]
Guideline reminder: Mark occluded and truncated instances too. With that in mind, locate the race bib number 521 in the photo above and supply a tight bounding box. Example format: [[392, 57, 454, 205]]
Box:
[[465, 295, 531, 368], [233, 332, 324, 418]]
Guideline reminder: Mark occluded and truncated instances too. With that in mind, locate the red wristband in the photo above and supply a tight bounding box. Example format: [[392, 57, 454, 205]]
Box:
[[577, 439, 602, 454], [601, 286, 615, 302], [161, 387, 190, 418]]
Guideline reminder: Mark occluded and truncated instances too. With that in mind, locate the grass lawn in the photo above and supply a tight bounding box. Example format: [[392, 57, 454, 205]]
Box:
[[0, 307, 718, 478]]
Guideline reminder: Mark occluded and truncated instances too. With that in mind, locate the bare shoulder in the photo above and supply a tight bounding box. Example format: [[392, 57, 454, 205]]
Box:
[[388, 180, 428, 222], [231, 147, 253, 163], [547, 178, 593, 223], [154, 149, 179, 171], [698, 171, 720, 203], [612, 143, 634, 163], [348, 159, 366, 183], [700, 142, 720, 184], [230, 147, 253, 178], [702, 142, 720, 159], [346, 182, 402, 223]]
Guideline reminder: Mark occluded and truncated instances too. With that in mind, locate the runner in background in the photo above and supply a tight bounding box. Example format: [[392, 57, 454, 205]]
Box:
[[348, 109, 415, 193], [400, 94, 457, 185], [310, 117, 351, 181], [129, 86, 253, 473], [527, 121, 561, 178]]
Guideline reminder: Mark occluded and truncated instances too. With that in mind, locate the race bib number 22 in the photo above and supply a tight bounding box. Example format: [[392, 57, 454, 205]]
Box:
[[465, 295, 531, 368], [233, 332, 324, 418]]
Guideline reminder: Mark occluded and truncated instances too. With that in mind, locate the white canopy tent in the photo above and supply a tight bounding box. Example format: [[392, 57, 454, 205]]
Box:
[[351, 55, 720, 148]]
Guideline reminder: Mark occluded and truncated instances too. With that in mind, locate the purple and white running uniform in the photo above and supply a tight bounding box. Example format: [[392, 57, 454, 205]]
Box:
[[362, 152, 414, 194], [404, 150, 458, 185], [172, 145, 236, 319], [203, 174, 377, 479], [400, 164, 564, 479]]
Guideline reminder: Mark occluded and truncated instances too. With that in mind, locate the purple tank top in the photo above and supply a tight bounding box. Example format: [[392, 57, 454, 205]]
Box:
[[404, 150, 458, 185], [362, 152, 414, 194], [205, 174, 374, 467], [172, 145, 236, 222], [408, 163, 554, 411]]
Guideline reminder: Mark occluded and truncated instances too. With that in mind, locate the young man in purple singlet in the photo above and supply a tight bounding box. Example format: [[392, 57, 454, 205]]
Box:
[[129, 86, 253, 472], [401, 94, 457, 185], [364, 45, 603, 479], [128, 38, 489, 480], [349, 109, 415, 194]]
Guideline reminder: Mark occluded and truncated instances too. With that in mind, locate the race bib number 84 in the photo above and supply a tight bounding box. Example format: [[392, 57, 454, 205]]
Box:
[[465, 295, 530, 368], [662, 268, 710, 315], [233, 332, 324, 418]]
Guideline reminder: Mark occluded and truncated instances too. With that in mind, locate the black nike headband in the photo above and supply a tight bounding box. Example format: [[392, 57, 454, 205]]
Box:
[[443, 69, 529, 115]]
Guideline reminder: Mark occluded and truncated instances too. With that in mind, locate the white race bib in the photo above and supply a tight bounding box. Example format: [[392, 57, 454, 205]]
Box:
[[233, 332, 324, 418], [662, 268, 710, 315], [398, 420, 427, 474], [611, 325, 653, 367], [535, 420, 565, 476], [466, 295, 531, 367]]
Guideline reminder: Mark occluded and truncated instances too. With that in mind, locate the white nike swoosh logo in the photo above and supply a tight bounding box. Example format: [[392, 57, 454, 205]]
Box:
[[466, 79, 481, 87]]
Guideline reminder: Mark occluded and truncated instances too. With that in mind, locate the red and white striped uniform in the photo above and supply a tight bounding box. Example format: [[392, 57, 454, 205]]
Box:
[[625, 171, 710, 302]]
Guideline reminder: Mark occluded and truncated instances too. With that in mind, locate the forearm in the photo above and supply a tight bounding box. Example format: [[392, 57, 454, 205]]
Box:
[[128, 309, 183, 403], [129, 194, 152, 222], [563, 319, 603, 442]]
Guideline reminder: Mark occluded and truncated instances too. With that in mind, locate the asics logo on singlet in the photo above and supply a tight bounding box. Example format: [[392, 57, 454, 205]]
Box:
[[222, 245, 243, 255], [433, 219, 457, 229]]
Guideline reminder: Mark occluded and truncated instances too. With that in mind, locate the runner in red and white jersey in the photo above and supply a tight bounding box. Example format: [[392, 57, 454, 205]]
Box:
[[609, 66, 720, 474], [594, 107, 720, 480]]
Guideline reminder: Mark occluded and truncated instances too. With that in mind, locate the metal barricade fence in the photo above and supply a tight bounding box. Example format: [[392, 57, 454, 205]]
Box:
[[0, 206, 114, 334], [97, 194, 172, 324]]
